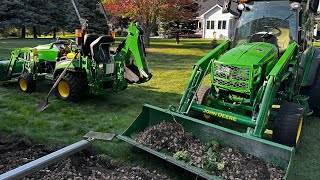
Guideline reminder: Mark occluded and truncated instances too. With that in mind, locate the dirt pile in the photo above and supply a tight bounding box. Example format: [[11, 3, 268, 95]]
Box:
[[26, 151, 168, 180], [0, 132, 168, 180], [135, 121, 285, 180]]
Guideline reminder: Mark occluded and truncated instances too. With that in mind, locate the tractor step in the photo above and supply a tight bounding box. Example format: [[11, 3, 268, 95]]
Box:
[[45, 73, 54, 81], [118, 104, 295, 179]]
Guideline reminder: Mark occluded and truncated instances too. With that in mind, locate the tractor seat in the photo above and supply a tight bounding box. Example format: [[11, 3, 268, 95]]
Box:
[[276, 28, 290, 54], [90, 35, 114, 62], [83, 34, 99, 56]]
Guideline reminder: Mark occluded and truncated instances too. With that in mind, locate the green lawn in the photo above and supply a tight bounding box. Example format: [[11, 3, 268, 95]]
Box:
[[0, 38, 319, 179]]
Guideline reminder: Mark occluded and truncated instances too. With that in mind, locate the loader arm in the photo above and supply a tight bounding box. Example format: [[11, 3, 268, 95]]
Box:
[[178, 40, 231, 113], [253, 42, 298, 137], [112, 23, 152, 92], [5, 49, 21, 79]]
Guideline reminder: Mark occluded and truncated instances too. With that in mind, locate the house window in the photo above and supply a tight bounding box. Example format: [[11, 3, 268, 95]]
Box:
[[218, 20, 227, 30], [206, 21, 215, 29], [198, 21, 202, 29]]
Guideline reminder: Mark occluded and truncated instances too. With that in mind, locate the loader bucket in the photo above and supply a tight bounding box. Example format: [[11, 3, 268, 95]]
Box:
[[118, 104, 295, 179]]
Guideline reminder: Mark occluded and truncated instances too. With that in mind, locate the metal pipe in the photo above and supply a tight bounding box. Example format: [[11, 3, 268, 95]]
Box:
[[98, 0, 110, 35], [0, 140, 89, 180]]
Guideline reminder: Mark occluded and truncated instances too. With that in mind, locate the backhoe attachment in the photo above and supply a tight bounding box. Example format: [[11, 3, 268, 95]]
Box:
[[112, 23, 152, 92]]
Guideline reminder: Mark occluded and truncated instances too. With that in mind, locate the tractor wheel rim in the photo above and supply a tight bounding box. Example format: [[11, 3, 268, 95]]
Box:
[[296, 117, 303, 143], [58, 80, 70, 98], [19, 79, 27, 91]]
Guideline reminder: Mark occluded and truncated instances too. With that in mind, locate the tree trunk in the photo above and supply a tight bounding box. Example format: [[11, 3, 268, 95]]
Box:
[[21, 26, 26, 39], [33, 26, 37, 39], [53, 28, 57, 39], [62, 31, 65, 36], [175, 32, 180, 44], [143, 26, 151, 47], [121, 25, 124, 37]]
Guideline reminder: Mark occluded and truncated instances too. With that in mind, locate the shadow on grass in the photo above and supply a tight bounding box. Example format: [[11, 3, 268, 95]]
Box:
[[148, 52, 204, 70], [0, 79, 193, 179]]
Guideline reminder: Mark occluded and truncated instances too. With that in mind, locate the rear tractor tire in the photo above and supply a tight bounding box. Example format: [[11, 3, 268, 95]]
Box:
[[54, 73, 83, 102], [272, 102, 305, 147], [303, 66, 320, 116], [187, 85, 212, 120], [18, 73, 36, 93]]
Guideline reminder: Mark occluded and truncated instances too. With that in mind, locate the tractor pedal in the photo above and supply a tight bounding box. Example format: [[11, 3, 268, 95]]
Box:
[[84, 131, 116, 141]]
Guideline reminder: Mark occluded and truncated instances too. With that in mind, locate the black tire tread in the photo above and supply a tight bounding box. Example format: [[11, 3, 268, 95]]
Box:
[[54, 72, 83, 102], [304, 65, 320, 116], [273, 102, 305, 147], [18, 73, 36, 93], [187, 85, 211, 118]]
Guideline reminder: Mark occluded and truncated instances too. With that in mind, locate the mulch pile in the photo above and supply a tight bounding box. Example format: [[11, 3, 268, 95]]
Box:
[[135, 121, 285, 180]]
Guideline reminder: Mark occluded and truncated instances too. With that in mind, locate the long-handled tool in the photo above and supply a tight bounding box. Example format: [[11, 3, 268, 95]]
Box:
[[0, 131, 115, 179], [36, 52, 80, 112]]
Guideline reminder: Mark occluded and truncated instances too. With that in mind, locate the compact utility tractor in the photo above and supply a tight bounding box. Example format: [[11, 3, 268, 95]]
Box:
[[0, 0, 152, 103], [0, 48, 33, 81], [118, 0, 320, 179], [0, 39, 77, 81]]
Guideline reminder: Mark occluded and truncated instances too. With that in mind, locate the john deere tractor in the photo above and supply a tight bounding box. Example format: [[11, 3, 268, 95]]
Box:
[[15, 0, 152, 101], [118, 0, 319, 178], [176, 0, 319, 147]]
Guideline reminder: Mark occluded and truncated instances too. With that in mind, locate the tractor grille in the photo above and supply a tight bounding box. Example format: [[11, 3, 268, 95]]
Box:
[[213, 64, 251, 92]]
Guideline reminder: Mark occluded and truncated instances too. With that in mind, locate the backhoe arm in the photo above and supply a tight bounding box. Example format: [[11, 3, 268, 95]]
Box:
[[113, 23, 152, 92], [178, 40, 231, 113]]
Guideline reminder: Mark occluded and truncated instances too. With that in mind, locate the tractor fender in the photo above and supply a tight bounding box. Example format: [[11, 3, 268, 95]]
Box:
[[303, 48, 320, 86], [53, 68, 86, 78]]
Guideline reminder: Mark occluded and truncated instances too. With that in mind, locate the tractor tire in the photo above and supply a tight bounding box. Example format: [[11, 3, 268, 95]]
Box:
[[187, 85, 211, 119], [18, 73, 36, 93], [303, 66, 320, 117], [272, 102, 305, 147], [54, 73, 83, 102]]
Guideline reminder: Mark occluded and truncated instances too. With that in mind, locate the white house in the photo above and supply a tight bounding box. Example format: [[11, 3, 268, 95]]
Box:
[[196, 0, 237, 39]]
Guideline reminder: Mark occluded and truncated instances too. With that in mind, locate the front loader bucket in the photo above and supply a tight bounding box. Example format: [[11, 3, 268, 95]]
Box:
[[118, 104, 295, 179]]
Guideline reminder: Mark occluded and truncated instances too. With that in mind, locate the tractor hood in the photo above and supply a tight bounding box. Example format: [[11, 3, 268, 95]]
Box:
[[218, 42, 278, 66]]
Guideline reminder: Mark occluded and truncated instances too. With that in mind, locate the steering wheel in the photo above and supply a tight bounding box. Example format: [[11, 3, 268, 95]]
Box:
[[263, 26, 282, 37]]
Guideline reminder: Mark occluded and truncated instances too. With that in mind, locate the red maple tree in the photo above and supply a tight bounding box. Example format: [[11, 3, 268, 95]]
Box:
[[103, 0, 198, 46]]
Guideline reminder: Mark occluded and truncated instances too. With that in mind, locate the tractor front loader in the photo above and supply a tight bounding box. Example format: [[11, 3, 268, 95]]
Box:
[[17, 0, 152, 102], [118, 0, 319, 179], [0, 48, 34, 81]]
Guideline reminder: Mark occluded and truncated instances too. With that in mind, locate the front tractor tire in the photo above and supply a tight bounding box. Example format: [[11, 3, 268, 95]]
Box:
[[18, 73, 36, 93], [187, 85, 211, 120], [273, 102, 305, 147], [54, 73, 83, 102]]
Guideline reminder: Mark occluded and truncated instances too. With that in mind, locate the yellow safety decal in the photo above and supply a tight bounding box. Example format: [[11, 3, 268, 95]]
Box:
[[203, 110, 237, 121]]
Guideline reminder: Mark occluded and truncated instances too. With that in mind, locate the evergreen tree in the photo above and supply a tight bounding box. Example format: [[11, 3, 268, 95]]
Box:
[[66, 0, 109, 35]]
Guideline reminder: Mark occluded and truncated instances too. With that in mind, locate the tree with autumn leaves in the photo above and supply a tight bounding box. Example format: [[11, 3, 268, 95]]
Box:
[[103, 0, 198, 46]]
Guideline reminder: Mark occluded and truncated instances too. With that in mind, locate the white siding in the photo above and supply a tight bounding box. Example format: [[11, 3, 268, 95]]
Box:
[[198, 5, 234, 39]]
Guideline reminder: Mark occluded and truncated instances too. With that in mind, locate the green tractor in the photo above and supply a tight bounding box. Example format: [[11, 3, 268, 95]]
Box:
[[13, 0, 152, 102], [118, 0, 319, 178], [0, 48, 33, 81]]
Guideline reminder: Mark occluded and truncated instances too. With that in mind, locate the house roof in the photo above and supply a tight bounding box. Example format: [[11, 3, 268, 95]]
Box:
[[197, 0, 223, 17]]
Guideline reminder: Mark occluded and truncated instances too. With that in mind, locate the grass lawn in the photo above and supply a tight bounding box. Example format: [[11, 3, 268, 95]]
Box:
[[0, 38, 319, 179]]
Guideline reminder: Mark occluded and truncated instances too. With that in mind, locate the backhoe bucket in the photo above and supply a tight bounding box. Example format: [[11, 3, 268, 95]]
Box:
[[118, 104, 295, 179]]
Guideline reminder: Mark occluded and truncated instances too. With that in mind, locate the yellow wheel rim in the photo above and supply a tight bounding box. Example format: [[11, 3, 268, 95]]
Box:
[[19, 79, 27, 91], [58, 80, 70, 98], [296, 117, 303, 143]]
